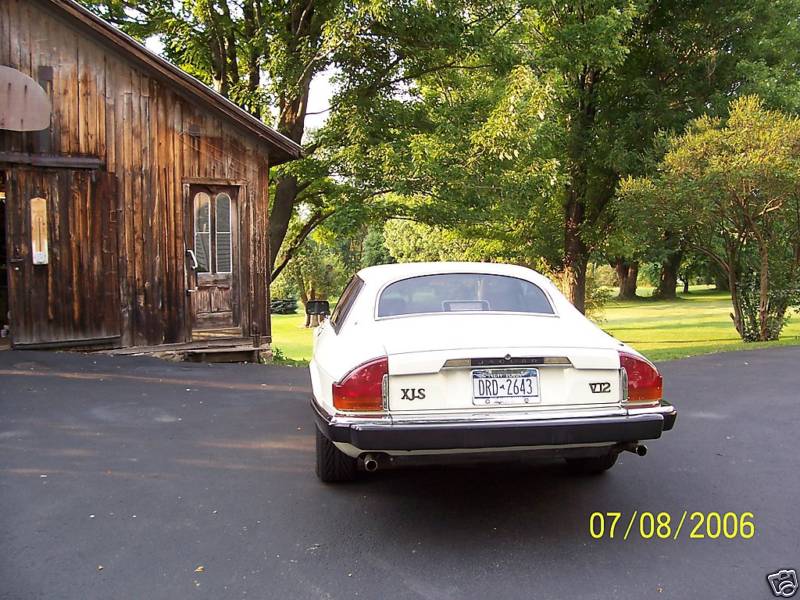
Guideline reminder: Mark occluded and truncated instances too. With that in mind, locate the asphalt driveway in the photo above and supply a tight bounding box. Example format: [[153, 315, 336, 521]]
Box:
[[1, 347, 799, 599]]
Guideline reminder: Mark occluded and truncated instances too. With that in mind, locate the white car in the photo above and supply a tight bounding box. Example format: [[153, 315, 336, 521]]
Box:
[[309, 262, 676, 482]]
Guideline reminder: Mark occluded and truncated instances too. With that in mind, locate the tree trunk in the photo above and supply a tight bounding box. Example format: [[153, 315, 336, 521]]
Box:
[[269, 76, 312, 275], [561, 67, 603, 315], [564, 190, 587, 313], [654, 250, 682, 299], [241, 0, 261, 118], [682, 276, 690, 294], [713, 268, 730, 291], [299, 285, 311, 328], [758, 242, 770, 341], [726, 243, 744, 337], [614, 258, 638, 299], [270, 175, 299, 274]]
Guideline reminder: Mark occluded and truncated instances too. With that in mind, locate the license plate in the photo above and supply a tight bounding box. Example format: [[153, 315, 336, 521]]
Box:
[[471, 368, 540, 406]]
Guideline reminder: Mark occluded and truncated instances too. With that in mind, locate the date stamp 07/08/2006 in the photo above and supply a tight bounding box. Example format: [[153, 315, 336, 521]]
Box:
[[588, 512, 798, 598], [588, 511, 755, 541]]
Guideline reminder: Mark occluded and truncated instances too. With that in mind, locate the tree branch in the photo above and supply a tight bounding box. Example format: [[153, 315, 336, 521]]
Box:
[[271, 210, 335, 281]]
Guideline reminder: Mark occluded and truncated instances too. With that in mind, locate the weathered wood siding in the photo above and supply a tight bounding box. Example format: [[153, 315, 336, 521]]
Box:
[[6, 168, 120, 345], [0, 0, 272, 346]]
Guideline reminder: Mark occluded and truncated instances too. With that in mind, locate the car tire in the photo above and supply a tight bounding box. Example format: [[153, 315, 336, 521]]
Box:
[[315, 428, 358, 483], [565, 452, 618, 475]]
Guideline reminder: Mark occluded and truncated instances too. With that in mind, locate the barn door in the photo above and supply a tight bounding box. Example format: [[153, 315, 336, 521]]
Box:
[[187, 185, 239, 332], [5, 169, 121, 347]]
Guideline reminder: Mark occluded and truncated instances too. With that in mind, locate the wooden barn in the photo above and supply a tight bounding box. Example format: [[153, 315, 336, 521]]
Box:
[[0, 0, 301, 358]]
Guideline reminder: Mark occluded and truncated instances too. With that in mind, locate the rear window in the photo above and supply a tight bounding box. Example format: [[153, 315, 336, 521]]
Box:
[[377, 273, 554, 317]]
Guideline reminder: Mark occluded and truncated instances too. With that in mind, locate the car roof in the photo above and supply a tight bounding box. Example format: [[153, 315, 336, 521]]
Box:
[[356, 262, 552, 288]]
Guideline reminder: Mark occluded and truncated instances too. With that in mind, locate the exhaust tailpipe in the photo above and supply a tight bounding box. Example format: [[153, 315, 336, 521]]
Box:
[[619, 443, 648, 456], [362, 454, 379, 472]]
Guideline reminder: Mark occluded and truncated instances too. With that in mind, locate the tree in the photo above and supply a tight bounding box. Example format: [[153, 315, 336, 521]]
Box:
[[82, 0, 515, 280], [83, 0, 800, 310], [383, 219, 497, 263], [606, 0, 800, 299], [361, 226, 394, 268], [614, 259, 639, 300], [617, 96, 800, 341], [343, 0, 800, 313], [83, 0, 345, 275], [281, 236, 341, 326]]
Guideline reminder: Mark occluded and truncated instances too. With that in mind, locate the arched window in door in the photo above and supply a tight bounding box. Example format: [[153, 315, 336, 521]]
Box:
[[193, 191, 235, 274], [193, 192, 211, 273], [215, 193, 232, 273]]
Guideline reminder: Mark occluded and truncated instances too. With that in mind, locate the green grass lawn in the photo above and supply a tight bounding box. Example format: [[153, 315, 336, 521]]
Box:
[[601, 286, 800, 361], [270, 312, 317, 363], [270, 285, 800, 364]]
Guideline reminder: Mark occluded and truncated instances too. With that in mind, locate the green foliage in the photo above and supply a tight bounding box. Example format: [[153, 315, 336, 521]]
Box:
[[591, 264, 619, 289], [737, 273, 790, 342], [384, 220, 474, 263], [282, 235, 341, 303], [584, 267, 614, 323], [82, 0, 800, 316], [638, 263, 662, 288], [361, 226, 394, 268], [270, 297, 298, 315], [617, 96, 800, 341], [328, 0, 800, 310]]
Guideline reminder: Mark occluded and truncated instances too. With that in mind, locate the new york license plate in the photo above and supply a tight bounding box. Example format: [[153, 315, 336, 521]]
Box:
[[471, 368, 540, 406]]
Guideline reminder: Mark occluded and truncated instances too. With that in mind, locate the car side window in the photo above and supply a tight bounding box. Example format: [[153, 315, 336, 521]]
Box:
[[330, 275, 364, 332]]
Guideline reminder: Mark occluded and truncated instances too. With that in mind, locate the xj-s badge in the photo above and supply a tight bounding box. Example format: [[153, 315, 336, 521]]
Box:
[[589, 382, 611, 394], [400, 388, 426, 401]]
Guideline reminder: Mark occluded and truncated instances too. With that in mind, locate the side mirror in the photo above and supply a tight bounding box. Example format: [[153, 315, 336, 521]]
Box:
[[306, 300, 330, 316]]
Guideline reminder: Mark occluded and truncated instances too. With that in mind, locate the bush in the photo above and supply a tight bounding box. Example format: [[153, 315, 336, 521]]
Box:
[[546, 266, 612, 323], [270, 297, 298, 315], [591, 263, 618, 288], [584, 268, 613, 323], [638, 262, 661, 288], [736, 267, 799, 342]]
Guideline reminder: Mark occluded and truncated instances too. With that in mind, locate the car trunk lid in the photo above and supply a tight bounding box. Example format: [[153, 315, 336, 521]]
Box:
[[378, 314, 623, 414]]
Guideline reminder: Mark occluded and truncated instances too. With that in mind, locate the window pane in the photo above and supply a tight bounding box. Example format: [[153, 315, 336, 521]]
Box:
[[216, 193, 231, 233], [194, 233, 210, 272], [377, 274, 554, 317], [193, 192, 211, 272], [194, 192, 210, 233], [216, 232, 232, 273]]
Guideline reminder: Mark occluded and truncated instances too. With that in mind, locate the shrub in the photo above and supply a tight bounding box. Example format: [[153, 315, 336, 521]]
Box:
[[735, 263, 800, 342], [547, 266, 611, 323], [584, 268, 613, 324], [270, 297, 298, 315]]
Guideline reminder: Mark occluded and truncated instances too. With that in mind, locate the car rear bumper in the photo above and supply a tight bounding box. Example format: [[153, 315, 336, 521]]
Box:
[[312, 400, 677, 452]]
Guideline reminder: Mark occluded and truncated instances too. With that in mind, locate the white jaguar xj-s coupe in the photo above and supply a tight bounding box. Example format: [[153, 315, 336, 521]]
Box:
[[308, 262, 676, 483]]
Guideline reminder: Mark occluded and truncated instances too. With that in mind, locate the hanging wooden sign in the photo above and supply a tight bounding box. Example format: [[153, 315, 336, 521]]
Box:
[[0, 66, 51, 131], [31, 197, 48, 265]]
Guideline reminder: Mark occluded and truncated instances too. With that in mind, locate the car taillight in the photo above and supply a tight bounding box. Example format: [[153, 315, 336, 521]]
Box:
[[619, 351, 662, 406], [332, 357, 388, 412]]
